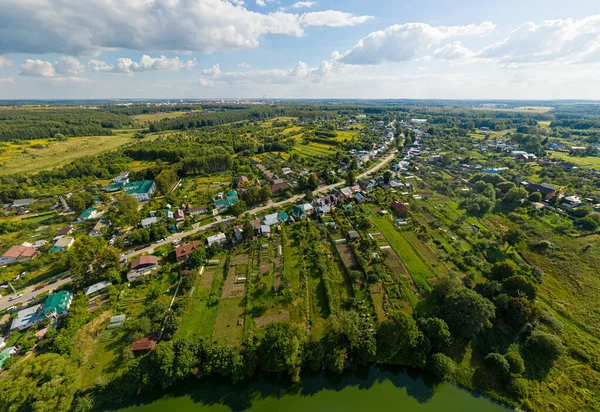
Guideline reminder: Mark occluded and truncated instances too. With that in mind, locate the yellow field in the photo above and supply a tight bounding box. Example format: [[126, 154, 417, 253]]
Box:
[[282, 126, 303, 135], [131, 111, 189, 122], [474, 106, 553, 113], [0, 132, 136, 175], [333, 130, 358, 141]]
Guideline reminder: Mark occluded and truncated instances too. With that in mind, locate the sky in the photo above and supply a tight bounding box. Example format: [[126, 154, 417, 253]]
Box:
[[0, 0, 599, 100]]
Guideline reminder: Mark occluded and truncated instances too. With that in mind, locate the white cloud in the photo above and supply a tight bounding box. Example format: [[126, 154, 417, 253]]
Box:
[[54, 56, 85, 76], [432, 41, 475, 60], [0, 0, 366, 56], [479, 15, 600, 64], [338, 21, 495, 65], [0, 77, 14, 84], [300, 11, 372, 27], [20, 57, 87, 79], [292, 1, 315, 9], [199, 60, 332, 86], [238, 62, 252, 69], [19, 59, 57, 77], [89, 55, 196, 74], [0, 57, 12, 68]]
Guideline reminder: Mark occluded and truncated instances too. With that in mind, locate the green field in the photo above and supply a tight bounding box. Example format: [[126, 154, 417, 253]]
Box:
[[548, 151, 600, 170], [0, 132, 136, 175]]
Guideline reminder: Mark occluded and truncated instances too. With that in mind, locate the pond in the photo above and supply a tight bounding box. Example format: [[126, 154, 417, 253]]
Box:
[[107, 366, 510, 412]]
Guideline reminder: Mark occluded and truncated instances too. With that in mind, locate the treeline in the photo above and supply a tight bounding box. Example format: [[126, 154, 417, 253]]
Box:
[[69, 270, 565, 410], [0, 108, 132, 141], [550, 119, 600, 130], [148, 108, 283, 132]]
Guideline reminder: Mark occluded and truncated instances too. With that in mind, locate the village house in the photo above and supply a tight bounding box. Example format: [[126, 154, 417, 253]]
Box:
[[131, 336, 157, 353], [214, 191, 238, 211], [390, 200, 408, 215], [237, 176, 250, 187], [233, 226, 244, 242], [271, 180, 290, 195], [207, 233, 227, 247], [51, 236, 75, 252], [124, 180, 156, 201], [57, 225, 74, 236], [11, 198, 35, 209], [141, 216, 159, 228], [174, 209, 185, 222], [0, 245, 39, 266], [112, 172, 130, 184], [527, 182, 557, 199], [78, 207, 97, 222], [127, 256, 159, 281], [89, 220, 109, 237], [84, 280, 113, 296], [175, 241, 203, 262], [187, 205, 208, 216], [291, 203, 313, 220], [11, 291, 74, 331]]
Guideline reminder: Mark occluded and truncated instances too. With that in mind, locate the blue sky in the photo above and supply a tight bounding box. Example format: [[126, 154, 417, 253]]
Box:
[[0, 0, 599, 99]]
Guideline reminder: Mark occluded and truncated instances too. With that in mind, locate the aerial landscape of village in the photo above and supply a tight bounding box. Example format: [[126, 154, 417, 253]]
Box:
[[0, 0, 600, 411]]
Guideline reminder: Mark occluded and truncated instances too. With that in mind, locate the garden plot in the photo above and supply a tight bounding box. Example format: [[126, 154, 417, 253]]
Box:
[[221, 265, 246, 299], [212, 297, 245, 346], [336, 244, 358, 270], [254, 310, 290, 328]]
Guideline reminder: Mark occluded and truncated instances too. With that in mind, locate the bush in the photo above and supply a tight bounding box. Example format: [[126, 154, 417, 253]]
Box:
[[484, 353, 511, 383], [522, 331, 565, 379], [575, 216, 599, 231], [429, 353, 456, 381], [505, 351, 525, 375]]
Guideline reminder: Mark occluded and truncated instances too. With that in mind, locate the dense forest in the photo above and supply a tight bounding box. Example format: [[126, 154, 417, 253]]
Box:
[[0, 108, 132, 141]]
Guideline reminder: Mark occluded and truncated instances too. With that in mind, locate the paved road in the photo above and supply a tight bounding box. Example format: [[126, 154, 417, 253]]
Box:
[[123, 150, 397, 260], [0, 276, 72, 311]]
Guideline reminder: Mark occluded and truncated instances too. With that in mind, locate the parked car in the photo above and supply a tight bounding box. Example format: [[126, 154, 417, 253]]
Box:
[[9, 294, 23, 301], [48, 279, 58, 285], [34, 284, 46, 291]]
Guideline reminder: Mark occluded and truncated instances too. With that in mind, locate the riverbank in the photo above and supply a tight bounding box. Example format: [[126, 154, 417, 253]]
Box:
[[103, 366, 510, 412]]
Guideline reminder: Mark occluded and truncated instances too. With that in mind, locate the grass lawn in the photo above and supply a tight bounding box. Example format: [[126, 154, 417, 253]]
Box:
[[212, 297, 245, 346], [369, 210, 435, 294], [547, 151, 600, 170], [178, 299, 219, 340], [0, 132, 136, 175]]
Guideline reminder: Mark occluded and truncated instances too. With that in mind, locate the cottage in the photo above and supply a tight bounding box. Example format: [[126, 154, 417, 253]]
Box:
[[79, 207, 97, 221], [41, 290, 73, 318], [131, 336, 157, 352], [89, 220, 109, 237], [564, 195, 583, 208], [527, 182, 556, 199], [51, 236, 75, 252], [141, 217, 159, 228], [237, 176, 249, 187], [390, 200, 408, 214], [233, 226, 244, 242], [348, 230, 360, 241], [262, 213, 281, 227], [113, 172, 130, 184], [207, 233, 227, 247], [174, 209, 185, 222], [175, 241, 203, 262], [128, 255, 159, 281], [57, 225, 74, 236], [271, 180, 290, 195], [11, 198, 35, 208], [291, 203, 313, 220], [83, 280, 112, 295], [0, 245, 39, 266], [355, 193, 365, 203], [124, 180, 156, 201], [130, 256, 159, 272], [187, 205, 208, 216], [10, 305, 41, 331]]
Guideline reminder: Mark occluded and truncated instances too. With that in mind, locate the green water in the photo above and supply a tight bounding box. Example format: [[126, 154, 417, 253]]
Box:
[[108, 366, 510, 412]]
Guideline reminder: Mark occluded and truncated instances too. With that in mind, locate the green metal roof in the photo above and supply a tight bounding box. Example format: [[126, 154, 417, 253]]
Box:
[[41, 290, 73, 316], [278, 211, 289, 220], [80, 207, 97, 218], [124, 180, 154, 195]]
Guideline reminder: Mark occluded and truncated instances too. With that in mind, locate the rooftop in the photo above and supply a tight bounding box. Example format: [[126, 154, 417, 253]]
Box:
[[124, 180, 155, 195]]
